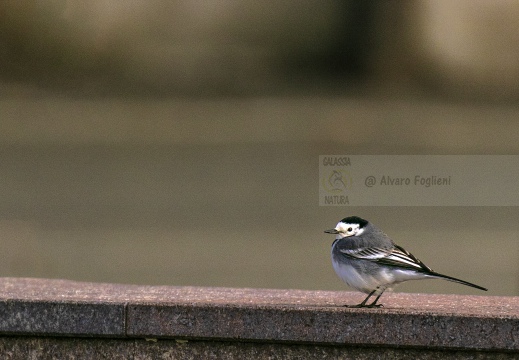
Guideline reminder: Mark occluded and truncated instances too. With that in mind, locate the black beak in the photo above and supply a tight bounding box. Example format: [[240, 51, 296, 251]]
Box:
[[324, 229, 339, 234]]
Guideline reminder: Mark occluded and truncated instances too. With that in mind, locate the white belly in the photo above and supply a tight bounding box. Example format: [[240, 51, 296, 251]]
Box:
[[332, 258, 384, 293], [332, 256, 429, 294]]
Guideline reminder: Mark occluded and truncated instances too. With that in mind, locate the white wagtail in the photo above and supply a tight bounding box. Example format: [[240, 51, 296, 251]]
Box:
[[325, 216, 487, 308]]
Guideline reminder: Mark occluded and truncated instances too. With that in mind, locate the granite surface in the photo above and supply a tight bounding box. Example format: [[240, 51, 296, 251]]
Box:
[[0, 337, 517, 360], [0, 278, 517, 353]]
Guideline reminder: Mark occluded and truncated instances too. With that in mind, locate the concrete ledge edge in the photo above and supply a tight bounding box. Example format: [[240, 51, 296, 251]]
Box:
[[0, 278, 517, 352]]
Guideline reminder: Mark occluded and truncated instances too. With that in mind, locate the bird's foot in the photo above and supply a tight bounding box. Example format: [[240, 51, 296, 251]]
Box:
[[342, 303, 384, 308], [364, 303, 383, 308]]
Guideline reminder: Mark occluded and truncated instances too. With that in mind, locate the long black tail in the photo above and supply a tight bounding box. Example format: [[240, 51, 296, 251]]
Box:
[[428, 271, 487, 291]]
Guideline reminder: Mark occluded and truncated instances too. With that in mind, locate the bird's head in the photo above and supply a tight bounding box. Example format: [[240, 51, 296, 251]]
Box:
[[324, 216, 369, 239]]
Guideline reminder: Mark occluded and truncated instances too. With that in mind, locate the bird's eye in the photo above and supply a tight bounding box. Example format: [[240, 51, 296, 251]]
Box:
[[347, 227, 353, 232]]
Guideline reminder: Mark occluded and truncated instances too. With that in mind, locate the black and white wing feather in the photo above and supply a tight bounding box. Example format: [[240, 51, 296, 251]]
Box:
[[338, 244, 433, 273]]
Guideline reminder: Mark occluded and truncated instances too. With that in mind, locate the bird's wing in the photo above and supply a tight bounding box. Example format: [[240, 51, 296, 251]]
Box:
[[338, 244, 433, 272]]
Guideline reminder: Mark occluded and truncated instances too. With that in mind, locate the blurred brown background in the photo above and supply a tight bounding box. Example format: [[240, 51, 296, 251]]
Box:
[[0, 1, 518, 297]]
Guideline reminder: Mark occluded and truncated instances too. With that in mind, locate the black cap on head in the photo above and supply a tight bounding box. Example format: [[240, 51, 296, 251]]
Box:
[[340, 216, 369, 228]]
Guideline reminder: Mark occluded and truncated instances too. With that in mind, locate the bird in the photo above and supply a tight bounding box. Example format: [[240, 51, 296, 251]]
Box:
[[324, 216, 487, 308]]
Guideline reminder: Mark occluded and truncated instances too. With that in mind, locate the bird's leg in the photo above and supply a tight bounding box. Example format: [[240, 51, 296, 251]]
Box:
[[357, 290, 377, 307], [343, 289, 385, 308], [365, 292, 384, 308], [343, 289, 376, 308]]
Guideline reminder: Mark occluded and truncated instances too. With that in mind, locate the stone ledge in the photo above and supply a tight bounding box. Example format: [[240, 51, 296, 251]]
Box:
[[1, 337, 517, 360], [0, 278, 517, 353]]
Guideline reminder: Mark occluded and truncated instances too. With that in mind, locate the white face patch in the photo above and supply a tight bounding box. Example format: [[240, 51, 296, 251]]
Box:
[[334, 221, 365, 238]]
